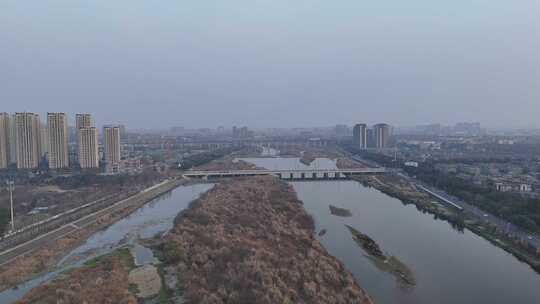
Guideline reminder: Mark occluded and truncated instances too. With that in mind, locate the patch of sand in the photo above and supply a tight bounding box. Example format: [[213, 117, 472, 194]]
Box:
[[128, 264, 161, 298]]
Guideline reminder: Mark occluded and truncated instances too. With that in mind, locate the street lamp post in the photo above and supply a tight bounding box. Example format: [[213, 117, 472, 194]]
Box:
[[6, 180, 14, 232]]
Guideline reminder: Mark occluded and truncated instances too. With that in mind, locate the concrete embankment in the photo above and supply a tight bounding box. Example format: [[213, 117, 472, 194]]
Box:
[[0, 178, 184, 291]]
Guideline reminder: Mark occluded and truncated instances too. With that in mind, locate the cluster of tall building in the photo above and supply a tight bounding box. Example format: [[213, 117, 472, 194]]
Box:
[[0, 112, 121, 173], [352, 123, 391, 150]]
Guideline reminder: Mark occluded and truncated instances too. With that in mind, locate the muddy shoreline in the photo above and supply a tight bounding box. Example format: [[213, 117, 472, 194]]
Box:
[[12, 176, 374, 304], [0, 179, 183, 292]]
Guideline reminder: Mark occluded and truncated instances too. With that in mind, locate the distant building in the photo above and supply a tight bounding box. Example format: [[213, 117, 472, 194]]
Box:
[[15, 112, 41, 169], [170, 126, 185, 135], [373, 123, 390, 149], [76, 114, 99, 169], [352, 124, 368, 150], [8, 114, 17, 164], [454, 122, 482, 136], [75, 113, 92, 130], [0, 113, 10, 169], [404, 161, 419, 168], [104, 126, 121, 173], [334, 124, 350, 137], [118, 125, 126, 139], [366, 128, 375, 148], [497, 139, 515, 145], [47, 112, 69, 169], [232, 126, 252, 139], [495, 181, 533, 193], [40, 123, 49, 159], [78, 127, 99, 169]]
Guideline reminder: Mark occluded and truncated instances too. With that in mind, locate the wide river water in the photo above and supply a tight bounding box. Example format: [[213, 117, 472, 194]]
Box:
[[3, 156, 540, 303], [240, 157, 540, 304]]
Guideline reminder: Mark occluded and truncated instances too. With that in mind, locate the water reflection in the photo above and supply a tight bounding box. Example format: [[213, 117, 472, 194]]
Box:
[[294, 180, 540, 304], [236, 157, 337, 171], [242, 157, 540, 304], [0, 183, 213, 304]]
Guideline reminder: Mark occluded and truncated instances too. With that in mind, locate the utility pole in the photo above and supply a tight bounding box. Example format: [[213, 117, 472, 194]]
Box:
[[6, 180, 14, 232]]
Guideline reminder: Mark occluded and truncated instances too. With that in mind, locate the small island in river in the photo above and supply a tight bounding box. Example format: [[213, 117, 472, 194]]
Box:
[[155, 176, 374, 304], [329, 204, 353, 217], [346, 225, 416, 287], [16, 178, 374, 304]]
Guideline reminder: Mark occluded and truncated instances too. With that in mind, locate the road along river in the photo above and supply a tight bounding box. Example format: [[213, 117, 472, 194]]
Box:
[[240, 157, 540, 304], [0, 183, 213, 303]]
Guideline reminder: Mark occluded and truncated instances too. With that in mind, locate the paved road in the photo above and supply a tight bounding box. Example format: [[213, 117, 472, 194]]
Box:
[[0, 179, 176, 267], [340, 149, 540, 251], [0, 225, 76, 267], [399, 171, 540, 250]]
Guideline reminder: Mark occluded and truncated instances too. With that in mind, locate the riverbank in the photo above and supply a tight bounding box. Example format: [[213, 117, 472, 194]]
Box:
[[153, 176, 373, 303], [352, 175, 465, 228], [14, 248, 138, 304], [354, 174, 540, 273], [0, 178, 184, 292], [193, 155, 264, 171]]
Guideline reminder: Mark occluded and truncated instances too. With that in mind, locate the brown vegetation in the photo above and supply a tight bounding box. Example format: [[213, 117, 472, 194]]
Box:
[[194, 156, 264, 171], [0, 179, 181, 291], [300, 152, 316, 165], [336, 158, 366, 169], [16, 249, 137, 304], [157, 176, 373, 304], [0, 214, 112, 290], [0, 172, 163, 230]]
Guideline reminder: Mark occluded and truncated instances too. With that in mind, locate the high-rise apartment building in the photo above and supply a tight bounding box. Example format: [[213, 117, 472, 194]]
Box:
[[352, 124, 368, 150], [15, 112, 41, 169], [78, 127, 99, 169], [373, 123, 390, 149], [9, 114, 17, 164], [76, 113, 99, 169], [104, 126, 121, 173], [47, 112, 69, 169], [76, 113, 92, 130], [0, 113, 10, 169]]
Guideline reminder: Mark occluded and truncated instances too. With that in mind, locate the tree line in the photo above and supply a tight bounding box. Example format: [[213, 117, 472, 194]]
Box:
[[343, 144, 540, 234]]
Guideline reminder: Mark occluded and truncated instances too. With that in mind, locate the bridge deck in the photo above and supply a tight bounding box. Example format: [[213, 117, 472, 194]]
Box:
[[183, 168, 385, 179]]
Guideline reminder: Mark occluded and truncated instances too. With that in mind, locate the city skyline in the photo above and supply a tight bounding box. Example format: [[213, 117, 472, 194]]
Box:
[[0, 109, 538, 131], [0, 110, 526, 133], [1, 1, 540, 303]]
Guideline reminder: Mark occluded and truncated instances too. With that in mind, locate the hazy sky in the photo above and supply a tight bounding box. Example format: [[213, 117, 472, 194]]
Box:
[[2, 0, 539, 129]]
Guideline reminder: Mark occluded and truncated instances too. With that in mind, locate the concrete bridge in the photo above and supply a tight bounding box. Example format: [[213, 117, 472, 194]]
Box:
[[183, 168, 385, 180]]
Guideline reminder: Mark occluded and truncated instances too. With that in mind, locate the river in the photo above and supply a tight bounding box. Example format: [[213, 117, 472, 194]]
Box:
[[0, 183, 213, 303], [3, 156, 540, 303], [239, 157, 540, 304]]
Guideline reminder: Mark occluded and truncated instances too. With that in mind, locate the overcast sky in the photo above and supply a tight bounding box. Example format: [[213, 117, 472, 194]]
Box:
[[1, 0, 539, 129]]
